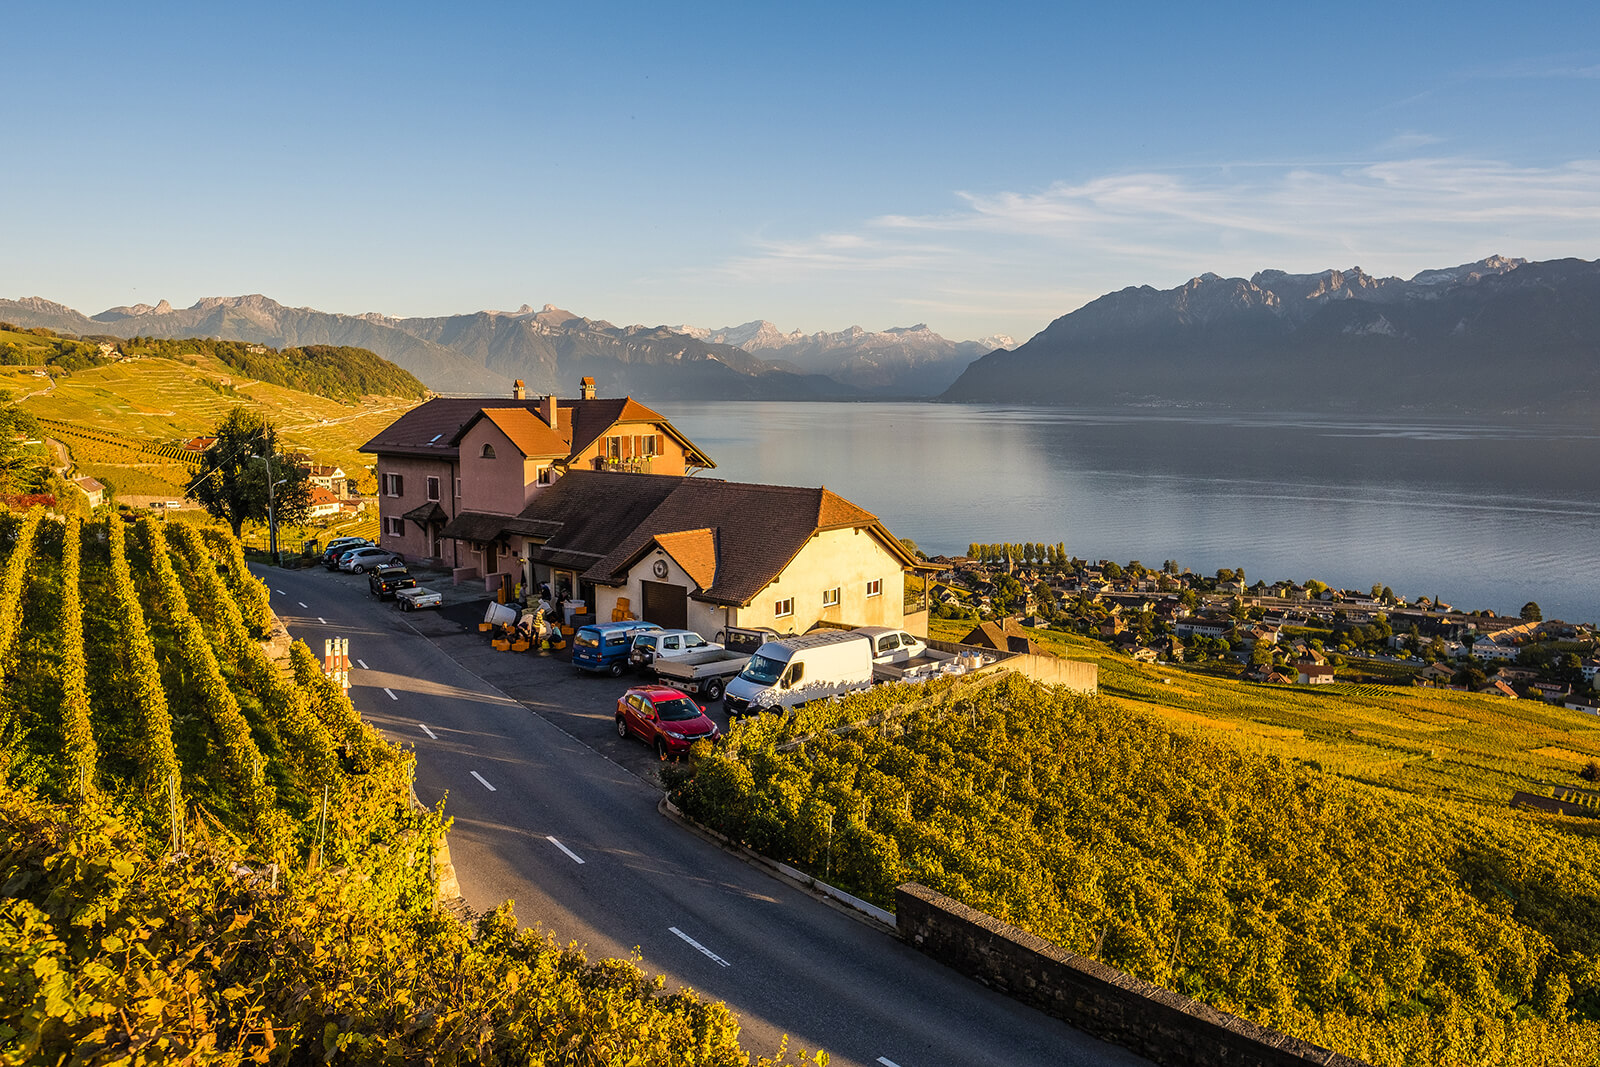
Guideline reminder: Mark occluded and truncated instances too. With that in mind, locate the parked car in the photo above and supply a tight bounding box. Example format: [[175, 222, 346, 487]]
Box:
[[323, 540, 373, 569], [629, 629, 720, 670], [340, 546, 403, 573], [852, 626, 928, 664], [573, 621, 662, 676], [368, 563, 417, 600], [615, 685, 720, 760]]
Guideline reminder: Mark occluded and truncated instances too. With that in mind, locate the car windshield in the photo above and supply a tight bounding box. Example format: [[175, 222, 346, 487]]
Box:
[[574, 631, 599, 649], [654, 697, 701, 722], [740, 653, 785, 686]]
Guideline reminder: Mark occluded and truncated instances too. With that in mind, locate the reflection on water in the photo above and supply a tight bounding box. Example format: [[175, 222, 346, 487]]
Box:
[[660, 402, 1600, 623]]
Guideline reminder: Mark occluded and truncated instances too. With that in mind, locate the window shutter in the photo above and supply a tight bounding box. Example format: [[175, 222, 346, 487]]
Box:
[[656, 433, 665, 455], [395, 474, 404, 496]]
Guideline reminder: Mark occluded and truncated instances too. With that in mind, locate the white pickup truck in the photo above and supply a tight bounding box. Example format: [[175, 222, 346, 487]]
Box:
[[653, 626, 783, 701]]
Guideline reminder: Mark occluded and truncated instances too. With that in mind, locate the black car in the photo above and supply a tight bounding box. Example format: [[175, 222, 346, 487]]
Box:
[[368, 563, 417, 599]]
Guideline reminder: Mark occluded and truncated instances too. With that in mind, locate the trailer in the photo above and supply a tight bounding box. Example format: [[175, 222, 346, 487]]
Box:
[[396, 586, 443, 612], [653, 626, 781, 701]]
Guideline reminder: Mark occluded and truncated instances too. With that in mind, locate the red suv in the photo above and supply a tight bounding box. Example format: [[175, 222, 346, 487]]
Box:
[[616, 685, 720, 760]]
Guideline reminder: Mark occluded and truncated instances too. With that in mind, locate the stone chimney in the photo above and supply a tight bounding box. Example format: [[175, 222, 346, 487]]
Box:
[[580, 376, 596, 400], [540, 393, 560, 429], [513, 379, 525, 400]]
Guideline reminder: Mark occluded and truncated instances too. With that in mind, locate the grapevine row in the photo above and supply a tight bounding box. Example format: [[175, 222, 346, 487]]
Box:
[[167, 523, 342, 786], [58, 515, 97, 796], [0, 508, 43, 666], [105, 517, 182, 796], [201, 525, 271, 635], [137, 517, 271, 810]]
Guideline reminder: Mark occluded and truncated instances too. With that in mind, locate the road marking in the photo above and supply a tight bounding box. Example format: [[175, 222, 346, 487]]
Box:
[[668, 926, 730, 967], [356, 658, 369, 669], [547, 836, 585, 864], [274, 588, 285, 595], [878, 1059, 904, 1067], [298, 601, 308, 608], [318, 617, 327, 624], [383, 688, 398, 700], [471, 771, 496, 792], [418, 723, 437, 740]]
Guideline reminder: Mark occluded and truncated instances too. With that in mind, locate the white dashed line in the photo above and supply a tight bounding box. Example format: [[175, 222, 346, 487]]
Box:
[[547, 836, 585, 864], [318, 617, 327, 624], [356, 658, 369, 669], [668, 927, 730, 967], [274, 588, 285, 595], [878, 1059, 904, 1067], [298, 601, 308, 608], [418, 723, 437, 740], [470, 771, 496, 792], [383, 688, 398, 700]]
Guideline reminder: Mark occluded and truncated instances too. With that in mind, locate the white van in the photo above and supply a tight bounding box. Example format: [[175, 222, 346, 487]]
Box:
[[723, 630, 874, 717], [852, 626, 928, 664]]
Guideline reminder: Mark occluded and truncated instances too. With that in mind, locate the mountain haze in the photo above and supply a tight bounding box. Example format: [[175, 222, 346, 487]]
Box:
[[942, 256, 1600, 415]]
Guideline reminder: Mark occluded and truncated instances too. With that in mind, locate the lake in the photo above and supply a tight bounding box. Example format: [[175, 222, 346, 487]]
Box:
[[660, 402, 1600, 625]]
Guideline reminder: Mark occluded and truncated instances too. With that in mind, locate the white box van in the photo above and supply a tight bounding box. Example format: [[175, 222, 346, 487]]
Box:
[[724, 630, 874, 717]]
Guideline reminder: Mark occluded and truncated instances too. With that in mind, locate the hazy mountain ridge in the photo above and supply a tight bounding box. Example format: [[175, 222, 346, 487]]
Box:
[[671, 319, 1014, 394], [941, 256, 1600, 414]]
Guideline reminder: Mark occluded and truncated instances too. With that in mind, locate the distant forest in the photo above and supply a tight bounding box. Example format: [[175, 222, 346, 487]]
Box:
[[0, 325, 428, 402]]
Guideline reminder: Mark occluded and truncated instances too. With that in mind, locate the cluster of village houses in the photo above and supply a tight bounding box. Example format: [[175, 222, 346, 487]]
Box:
[[363, 378, 934, 640], [926, 555, 1600, 713]]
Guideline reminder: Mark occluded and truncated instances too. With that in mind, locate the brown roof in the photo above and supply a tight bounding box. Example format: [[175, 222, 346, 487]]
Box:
[[514, 471, 918, 606], [401, 501, 449, 527], [456, 407, 571, 458], [959, 619, 1048, 655], [439, 510, 559, 544], [363, 395, 714, 468], [652, 528, 719, 590], [73, 476, 105, 492]]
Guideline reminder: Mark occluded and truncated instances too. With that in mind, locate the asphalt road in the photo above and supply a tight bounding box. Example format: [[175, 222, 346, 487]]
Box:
[[261, 563, 1149, 1067]]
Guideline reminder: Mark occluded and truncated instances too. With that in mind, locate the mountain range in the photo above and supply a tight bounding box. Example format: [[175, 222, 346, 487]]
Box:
[[0, 296, 994, 401], [942, 255, 1600, 414], [6, 254, 1597, 414]]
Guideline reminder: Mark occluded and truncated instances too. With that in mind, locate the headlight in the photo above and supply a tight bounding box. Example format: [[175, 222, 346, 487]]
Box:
[[662, 729, 685, 739]]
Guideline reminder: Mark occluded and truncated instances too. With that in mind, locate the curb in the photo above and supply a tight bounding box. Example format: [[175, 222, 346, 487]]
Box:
[[658, 795, 897, 932]]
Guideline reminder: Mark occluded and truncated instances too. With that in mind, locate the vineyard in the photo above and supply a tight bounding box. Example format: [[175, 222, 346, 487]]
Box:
[[0, 509, 797, 1065], [674, 672, 1600, 1067]]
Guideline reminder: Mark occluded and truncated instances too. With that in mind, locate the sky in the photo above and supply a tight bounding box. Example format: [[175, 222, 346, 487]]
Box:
[[4, 1, 1599, 343]]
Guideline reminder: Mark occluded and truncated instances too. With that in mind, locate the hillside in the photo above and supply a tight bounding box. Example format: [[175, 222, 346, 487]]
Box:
[[1, 345, 415, 497], [942, 255, 1600, 415]]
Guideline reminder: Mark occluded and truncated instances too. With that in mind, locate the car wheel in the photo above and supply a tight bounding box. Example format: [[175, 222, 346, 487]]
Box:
[[703, 678, 724, 701], [656, 740, 669, 762], [608, 662, 624, 678], [617, 717, 629, 738]]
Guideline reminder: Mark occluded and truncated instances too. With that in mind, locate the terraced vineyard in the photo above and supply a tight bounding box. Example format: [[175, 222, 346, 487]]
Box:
[[0, 508, 782, 1064]]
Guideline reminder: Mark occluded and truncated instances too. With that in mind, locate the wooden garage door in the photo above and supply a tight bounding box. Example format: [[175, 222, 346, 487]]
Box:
[[640, 580, 688, 630]]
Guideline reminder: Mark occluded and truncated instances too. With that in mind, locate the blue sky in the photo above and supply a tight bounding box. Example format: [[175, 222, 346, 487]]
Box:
[[4, 1, 1598, 342]]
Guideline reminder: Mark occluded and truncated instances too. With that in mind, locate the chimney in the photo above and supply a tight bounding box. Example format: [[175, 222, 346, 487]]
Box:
[[580, 376, 596, 400], [513, 379, 525, 400], [540, 393, 559, 429]]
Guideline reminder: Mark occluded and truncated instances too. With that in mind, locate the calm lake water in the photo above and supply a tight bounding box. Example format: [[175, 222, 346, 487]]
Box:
[[661, 402, 1600, 625]]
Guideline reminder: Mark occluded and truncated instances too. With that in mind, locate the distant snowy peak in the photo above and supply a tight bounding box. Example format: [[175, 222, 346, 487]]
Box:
[[671, 319, 1000, 353]]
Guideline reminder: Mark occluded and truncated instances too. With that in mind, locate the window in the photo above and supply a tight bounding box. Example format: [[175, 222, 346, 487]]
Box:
[[426, 476, 440, 501], [775, 597, 794, 618], [822, 587, 840, 607], [606, 436, 622, 460], [866, 579, 883, 598], [383, 473, 404, 497], [537, 466, 554, 484], [480, 443, 496, 459], [385, 516, 404, 537]]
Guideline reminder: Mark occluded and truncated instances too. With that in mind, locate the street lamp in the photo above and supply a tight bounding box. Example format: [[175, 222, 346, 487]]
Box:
[[252, 452, 287, 566]]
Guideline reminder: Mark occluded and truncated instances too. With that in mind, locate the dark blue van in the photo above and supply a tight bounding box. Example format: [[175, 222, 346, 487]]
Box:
[[572, 621, 662, 676]]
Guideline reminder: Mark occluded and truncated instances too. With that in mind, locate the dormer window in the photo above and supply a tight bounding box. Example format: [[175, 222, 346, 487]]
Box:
[[480, 443, 496, 459]]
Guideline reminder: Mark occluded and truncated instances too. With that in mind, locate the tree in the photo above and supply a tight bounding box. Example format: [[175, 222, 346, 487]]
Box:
[[1522, 601, 1543, 622], [1101, 561, 1124, 580], [190, 407, 312, 538]]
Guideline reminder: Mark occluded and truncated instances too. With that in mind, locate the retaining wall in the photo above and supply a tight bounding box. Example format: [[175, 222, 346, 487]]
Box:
[[895, 883, 1369, 1067]]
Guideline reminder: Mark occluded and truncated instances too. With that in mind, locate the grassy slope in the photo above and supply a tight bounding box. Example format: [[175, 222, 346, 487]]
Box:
[[930, 619, 1600, 807], [1, 338, 412, 497]]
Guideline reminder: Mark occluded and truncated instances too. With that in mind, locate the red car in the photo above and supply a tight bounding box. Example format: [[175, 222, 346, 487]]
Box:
[[616, 685, 720, 760]]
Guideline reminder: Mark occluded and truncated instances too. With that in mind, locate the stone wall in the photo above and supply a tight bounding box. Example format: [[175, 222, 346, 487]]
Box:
[[895, 883, 1370, 1067]]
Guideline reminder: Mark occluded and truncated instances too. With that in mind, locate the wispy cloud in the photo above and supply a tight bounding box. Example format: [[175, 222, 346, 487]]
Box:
[[702, 156, 1600, 337]]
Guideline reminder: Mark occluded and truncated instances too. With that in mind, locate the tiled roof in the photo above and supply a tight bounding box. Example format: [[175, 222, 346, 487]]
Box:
[[458, 408, 571, 457], [363, 394, 714, 468], [514, 471, 917, 606], [439, 510, 561, 544], [652, 528, 719, 590], [74, 476, 105, 492], [401, 501, 449, 526]]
